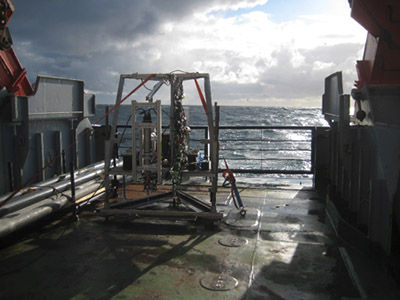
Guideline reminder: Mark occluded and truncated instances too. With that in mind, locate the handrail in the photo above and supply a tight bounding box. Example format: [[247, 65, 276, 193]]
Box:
[[116, 124, 317, 176], [185, 125, 315, 175]]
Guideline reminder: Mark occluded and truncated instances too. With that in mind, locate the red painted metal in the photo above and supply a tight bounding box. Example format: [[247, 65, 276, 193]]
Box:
[[351, 0, 400, 87], [0, 0, 14, 27], [94, 73, 157, 125], [0, 48, 34, 97], [0, 0, 33, 96], [194, 78, 208, 115], [4, 0, 13, 24]]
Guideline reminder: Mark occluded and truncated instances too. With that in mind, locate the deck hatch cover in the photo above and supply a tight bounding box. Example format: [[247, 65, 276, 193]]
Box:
[[200, 274, 238, 291]]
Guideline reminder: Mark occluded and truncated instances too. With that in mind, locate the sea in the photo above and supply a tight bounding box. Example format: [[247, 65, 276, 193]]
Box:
[[93, 105, 328, 187]]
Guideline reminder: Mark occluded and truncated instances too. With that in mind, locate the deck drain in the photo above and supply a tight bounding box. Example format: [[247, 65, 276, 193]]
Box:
[[200, 274, 238, 291], [225, 208, 261, 227], [218, 236, 248, 247]]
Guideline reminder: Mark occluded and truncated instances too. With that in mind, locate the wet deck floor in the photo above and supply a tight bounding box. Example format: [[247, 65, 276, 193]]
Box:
[[0, 184, 398, 299]]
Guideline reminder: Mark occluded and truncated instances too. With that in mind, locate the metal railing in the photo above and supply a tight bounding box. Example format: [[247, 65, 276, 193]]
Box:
[[116, 125, 316, 175]]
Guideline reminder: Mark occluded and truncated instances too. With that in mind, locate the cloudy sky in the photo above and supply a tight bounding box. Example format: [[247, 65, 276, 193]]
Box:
[[10, 0, 366, 107]]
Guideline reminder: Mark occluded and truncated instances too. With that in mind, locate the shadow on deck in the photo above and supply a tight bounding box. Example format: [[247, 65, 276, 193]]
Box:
[[0, 185, 398, 299]]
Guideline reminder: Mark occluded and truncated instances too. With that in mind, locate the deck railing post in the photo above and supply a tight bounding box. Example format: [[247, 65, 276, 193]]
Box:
[[311, 127, 316, 175], [204, 127, 209, 159]]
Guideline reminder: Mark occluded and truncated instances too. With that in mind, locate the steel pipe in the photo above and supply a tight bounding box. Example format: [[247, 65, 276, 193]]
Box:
[[0, 179, 103, 239], [0, 161, 120, 216], [0, 161, 106, 203]]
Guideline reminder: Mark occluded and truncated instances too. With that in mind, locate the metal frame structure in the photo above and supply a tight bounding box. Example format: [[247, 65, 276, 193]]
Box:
[[101, 72, 222, 221], [131, 100, 162, 183]]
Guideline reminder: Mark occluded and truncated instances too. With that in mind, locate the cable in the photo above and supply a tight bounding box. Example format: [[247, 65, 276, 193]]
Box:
[[30, 184, 74, 203], [0, 142, 74, 209], [163, 79, 171, 86], [162, 109, 171, 118], [118, 114, 132, 145], [74, 176, 107, 209], [141, 79, 153, 91], [169, 69, 191, 74], [95, 73, 156, 125]]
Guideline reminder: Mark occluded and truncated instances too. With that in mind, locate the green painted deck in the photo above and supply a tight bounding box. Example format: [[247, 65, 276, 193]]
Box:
[[0, 185, 398, 299]]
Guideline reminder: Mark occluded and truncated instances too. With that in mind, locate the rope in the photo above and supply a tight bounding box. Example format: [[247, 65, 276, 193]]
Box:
[[95, 73, 156, 125], [193, 77, 244, 211], [31, 184, 74, 203], [220, 141, 245, 213], [194, 76, 244, 212], [0, 142, 74, 209], [194, 78, 208, 115]]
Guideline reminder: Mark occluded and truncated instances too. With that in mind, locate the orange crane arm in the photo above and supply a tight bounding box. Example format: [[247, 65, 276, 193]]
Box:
[[351, 0, 400, 87]]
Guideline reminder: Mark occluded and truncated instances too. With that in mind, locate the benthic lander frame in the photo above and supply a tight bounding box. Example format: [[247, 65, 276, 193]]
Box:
[[99, 73, 222, 222]]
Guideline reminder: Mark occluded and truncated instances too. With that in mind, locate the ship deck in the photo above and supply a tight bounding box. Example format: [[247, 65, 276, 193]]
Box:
[[0, 183, 399, 299]]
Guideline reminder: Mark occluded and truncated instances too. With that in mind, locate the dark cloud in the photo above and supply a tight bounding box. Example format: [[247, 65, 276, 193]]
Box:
[[12, 1, 183, 55], [11, 0, 259, 55], [7, 1, 363, 106], [10, 0, 265, 102]]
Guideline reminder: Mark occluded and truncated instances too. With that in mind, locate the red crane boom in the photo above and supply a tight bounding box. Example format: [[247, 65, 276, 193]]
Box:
[[0, 0, 33, 96]]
